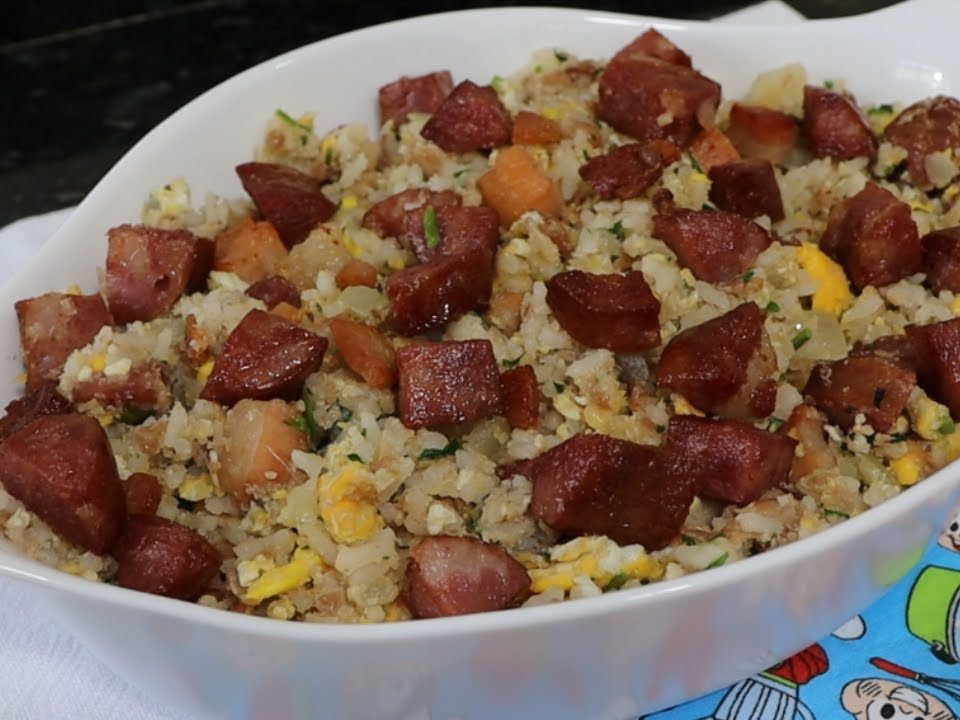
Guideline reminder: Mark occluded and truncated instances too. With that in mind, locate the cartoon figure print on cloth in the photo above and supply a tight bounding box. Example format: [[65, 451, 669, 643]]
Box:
[[842, 674, 955, 720], [941, 507, 960, 553], [906, 566, 960, 665]]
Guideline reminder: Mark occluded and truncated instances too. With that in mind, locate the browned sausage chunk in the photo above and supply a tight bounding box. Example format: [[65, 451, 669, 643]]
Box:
[[666, 415, 797, 505], [501, 365, 539, 430], [657, 302, 778, 420], [16, 292, 113, 391], [245, 275, 302, 309], [199, 309, 328, 406], [803, 356, 916, 432], [0, 382, 73, 443], [819, 182, 921, 291], [885, 96, 960, 188], [708, 159, 785, 221], [0, 414, 124, 554], [613, 28, 692, 67], [906, 318, 960, 416], [546, 270, 661, 353], [235, 162, 336, 248], [850, 333, 919, 371], [579, 141, 680, 200], [114, 515, 221, 601], [407, 205, 500, 264], [329, 317, 397, 390], [362, 188, 461, 240], [396, 340, 503, 429], [420, 80, 512, 153], [519, 433, 695, 550], [404, 535, 529, 618], [652, 207, 772, 283], [726, 103, 798, 165], [105, 224, 210, 324], [803, 86, 877, 160], [123, 472, 163, 517], [378, 70, 454, 126], [70, 361, 172, 414], [922, 227, 960, 295]]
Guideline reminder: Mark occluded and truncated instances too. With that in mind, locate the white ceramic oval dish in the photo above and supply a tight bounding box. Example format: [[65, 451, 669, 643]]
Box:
[[2, 2, 959, 718]]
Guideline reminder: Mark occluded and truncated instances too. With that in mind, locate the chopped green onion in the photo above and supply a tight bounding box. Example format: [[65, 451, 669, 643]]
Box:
[[419, 438, 462, 460], [275, 108, 312, 133], [453, 168, 468, 178], [491, 75, 505, 93], [346, 453, 364, 463], [766, 417, 785, 431], [868, 103, 894, 115], [764, 301, 781, 314], [423, 206, 441, 250], [792, 327, 812, 350], [603, 573, 629, 592], [888, 432, 910, 443], [655, 424, 666, 433], [741, 270, 755, 282], [553, 49, 569, 62], [706, 552, 729, 569], [502, 354, 525, 368], [823, 507, 850, 520], [553, 381, 566, 394], [605, 221, 626, 241], [687, 152, 703, 173], [681, 534, 696, 546], [938, 418, 956, 435], [823, 79, 835, 90]]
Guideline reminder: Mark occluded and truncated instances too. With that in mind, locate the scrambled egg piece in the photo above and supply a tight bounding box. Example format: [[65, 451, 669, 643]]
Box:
[[196, 360, 215, 384], [890, 444, 926, 486], [796, 242, 853, 315], [527, 536, 663, 594], [316, 462, 383, 545], [908, 392, 953, 441], [244, 548, 320, 603], [672, 394, 704, 417], [340, 194, 358, 210]]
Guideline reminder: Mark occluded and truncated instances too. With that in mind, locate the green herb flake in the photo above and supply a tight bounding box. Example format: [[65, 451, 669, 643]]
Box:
[[553, 381, 566, 394], [491, 75, 505, 93], [583, 149, 591, 162], [324, 146, 334, 165], [163, 184, 172, 191], [766, 417, 785, 432], [823, 507, 850, 520], [299, 387, 322, 450], [285, 415, 309, 435], [346, 453, 364, 463], [502, 354, 525, 368], [553, 49, 569, 63], [275, 108, 312, 133], [706, 552, 729, 569], [792, 327, 813, 350], [655, 424, 667, 433], [419, 438, 462, 460], [681, 534, 696, 546], [119, 406, 153, 426], [610, 254, 619, 263], [534, 64, 543, 73], [938, 418, 956, 435], [423, 205, 441, 249], [764, 301, 781, 314], [602, 573, 629, 592], [605, 220, 626, 241], [868, 103, 894, 115], [741, 270, 756, 283], [453, 168, 468, 179], [824, 79, 835, 90], [336, 402, 353, 424], [888, 432, 910, 443], [687, 152, 703, 173]]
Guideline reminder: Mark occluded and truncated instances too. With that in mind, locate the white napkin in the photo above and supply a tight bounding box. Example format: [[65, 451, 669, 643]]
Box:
[[0, 3, 804, 718]]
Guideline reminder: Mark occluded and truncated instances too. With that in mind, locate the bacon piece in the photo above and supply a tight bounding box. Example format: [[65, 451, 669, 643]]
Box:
[[579, 141, 680, 200], [657, 303, 778, 420], [421, 80, 512, 153], [115, 515, 221, 600], [378, 70, 454, 126], [335, 259, 378, 290], [105, 224, 210, 324], [520, 434, 695, 549], [500, 365, 539, 429], [70, 362, 171, 414], [803, 356, 916, 432], [329, 317, 396, 390], [407, 205, 500, 264], [404, 535, 529, 618], [0, 382, 73, 444], [511, 111, 565, 145], [819, 182, 921, 291], [245, 275, 302, 309], [782, 405, 836, 482], [199, 309, 327, 406], [726, 103, 798, 165], [546, 270, 660, 353], [922, 227, 960, 294], [361, 188, 461, 240], [885, 96, 960, 188], [0, 414, 124, 554], [708, 159, 785, 221], [16, 292, 112, 391], [612, 28, 692, 68], [652, 207, 771, 283], [688, 128, 740, 172], [906, 318, 960, 416], [235, 162, 336, 247], [396, 340, 503, 429], [124, 472, 162, 516], [214, 218, 288, 284], [802, 86, 877, 160], [666, 415, 797, 505]]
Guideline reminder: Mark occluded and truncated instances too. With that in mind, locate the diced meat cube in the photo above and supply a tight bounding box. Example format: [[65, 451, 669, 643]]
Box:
[[114, 515, 221, 601], [70, 361, 172, 414], [404, 535, 529, 618], [819, 182, 921, 291], [200, 309, 328, 406], [214, 218, 289, 283], [105, 224, 210, 324], [708, 159, 785, 221], [657, 302, 778, 420], [188, 238, 216, 293], [329, 316, 396, 390], [407, 205, 500, 264], [666, 415, 797, 505], [124, 472, 162, 516], [688, 128, 740, 172], [906, 318, 960, 416], [335, 259, 379, 289], [781, 404, 836, 482], [16, 292, 112, 391], [922, 227, 960, 294], [236, 162, 336, 247], [726, 103, 798, 165], [850, 334, 919, 371], [378, 70, 454, 126], [885, 96, 960, 188], [520, 434, 696, 549], [218, 399, 308, 504], [361, 188, 461, 240], [802, 86, 877, 160], [546, 270, 661, 353], [0, 382, 73, 444], [511, 111, 565, 145], [0, 414, 124, 554], [803, 356, 916, 432], [612, 28, 692, 68], [501, 365, 539, 429], [421, 80, 512, 153], [396, 340, 503, 428], [579, 141, 680, 200], [652, 207, 772, 283], [245, 275, 302, 309], [478, 146, 563, 227]]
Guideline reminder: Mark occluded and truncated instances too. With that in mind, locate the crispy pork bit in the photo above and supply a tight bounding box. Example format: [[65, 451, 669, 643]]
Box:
[[802, 85, 877, 160], [782, 405, 836, 482], [708, 159, 785, 221], [235, 162, 336, 248], [657, 302, 778, 421], [579, 141, 680, 200], [922, 227, 960, 295], [329, 317, 397, 390], [906, 318, 960, 417], [726, 103, 798, 165], [420, 80, 512, 153], [199, 309, 328, 406], [378, 70, 454, 127], [500, 365, 540, 429], [0, 414, 124, 554], [666, 416, 797, 506], [546, 270, 661, 353], [688, 128, 740, 172], [404, 535, 530, 618], [396, 340, 503, 429], [0, 382, 73, 443], [115, 515, 221, 601], [335, 259, 378, 290], [884, 96, 960, 188], [214, 218, 289, 283], [803, 356, 916, 432], [511, 111, 565, 146], [70, 361, 172, 414]]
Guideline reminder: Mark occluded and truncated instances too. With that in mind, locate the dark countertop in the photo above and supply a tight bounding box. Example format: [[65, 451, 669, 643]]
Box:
[[2, 0, 899, 226]]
